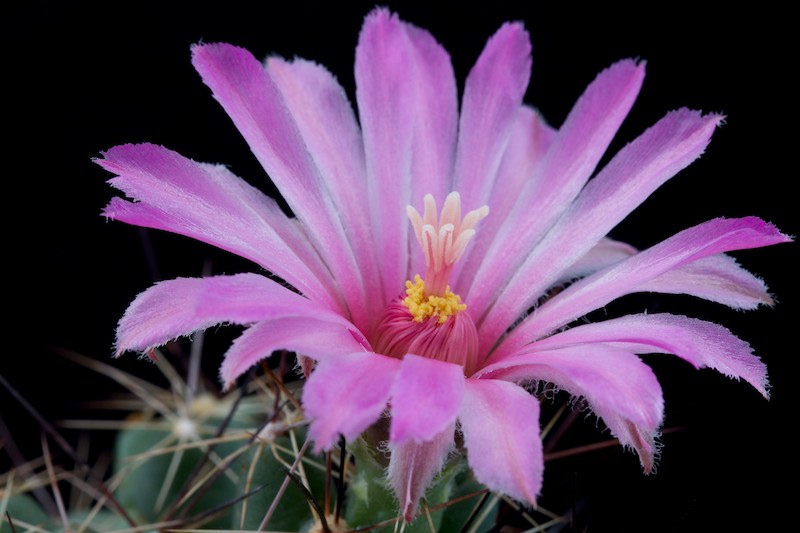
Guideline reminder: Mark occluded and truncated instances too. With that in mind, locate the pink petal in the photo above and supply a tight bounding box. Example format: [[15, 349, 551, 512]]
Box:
[[638, 253, 774, 310], [556, 237, 638, 284], [265, 57, 366, 206], [487, 106, 556, 221], [355, 8, 415, 302], [459, 378, 543, 507], [404, 21, 459, 277], [387, 423, 455, 523], [455, 106, 555, 287], [303, 352, 400, 453], [404, 22, 458, 208], [389, 355, 464, 444], [191, 43, 367, 327], [98, 143, 341, 311], [477, 345, 663, 472], [495, 216, 791, 358], [528, 313, 769, 397], [266, 57, 382, 333], [219, 317, 369, 390], [452, 21, 532, 211], [115, 274, 349, 356], [465, 59, 646, 316], [480, 109, 723, 349]]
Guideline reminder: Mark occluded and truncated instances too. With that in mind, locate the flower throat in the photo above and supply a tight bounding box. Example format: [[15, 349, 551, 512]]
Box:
[[373, 192, 488, 375]]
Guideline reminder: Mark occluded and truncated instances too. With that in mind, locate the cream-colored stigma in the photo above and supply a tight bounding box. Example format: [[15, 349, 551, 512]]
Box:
[[404, 192, 489, 320]]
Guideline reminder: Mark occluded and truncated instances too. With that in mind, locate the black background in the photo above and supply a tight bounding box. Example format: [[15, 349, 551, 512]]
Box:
[[5, 2, 797, 531]]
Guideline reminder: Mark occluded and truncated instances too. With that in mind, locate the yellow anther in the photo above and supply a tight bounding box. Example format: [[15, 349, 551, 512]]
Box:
[[403, 275, 466, 324]]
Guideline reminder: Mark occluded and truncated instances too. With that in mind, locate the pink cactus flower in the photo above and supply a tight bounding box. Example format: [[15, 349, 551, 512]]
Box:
[[99, 7, 791, 522]]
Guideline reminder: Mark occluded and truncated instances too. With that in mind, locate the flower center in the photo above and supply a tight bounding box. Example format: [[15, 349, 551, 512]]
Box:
[[373, 193, 488, 375], [403, 275, 465, 324]]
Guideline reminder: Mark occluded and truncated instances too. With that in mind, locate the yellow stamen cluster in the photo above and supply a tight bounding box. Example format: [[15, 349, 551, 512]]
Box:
[[403, 275, 466, 324]]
